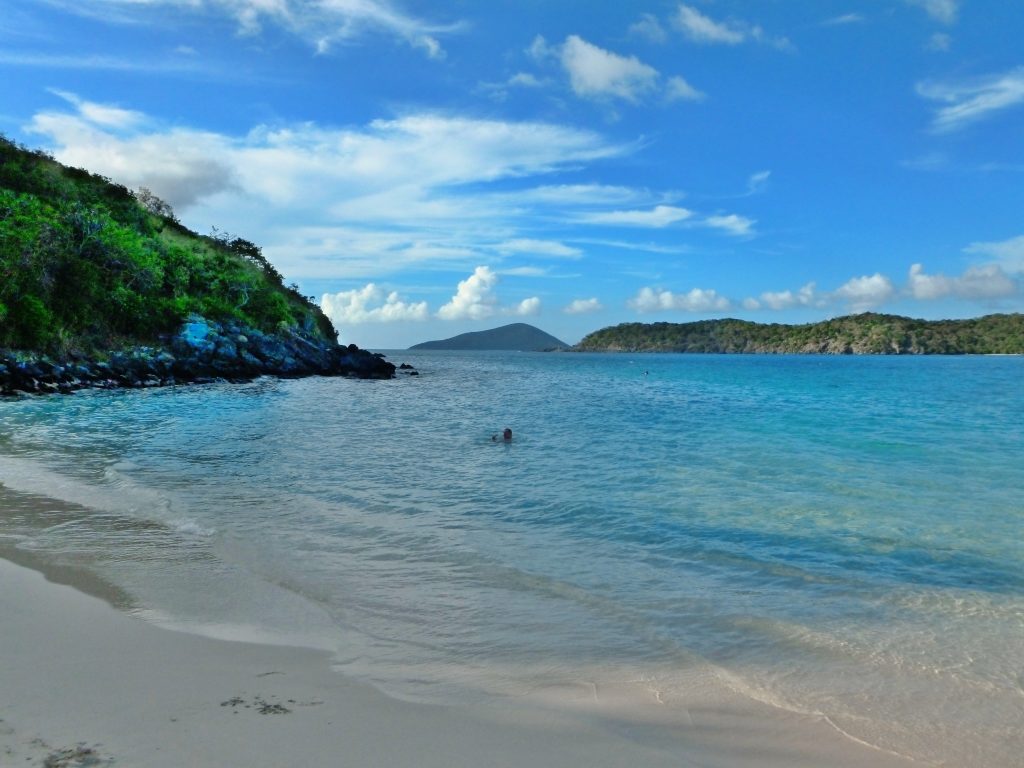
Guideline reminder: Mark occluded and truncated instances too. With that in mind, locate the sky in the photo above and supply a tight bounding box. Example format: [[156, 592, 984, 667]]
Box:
[[2, 0, 1023, 348]]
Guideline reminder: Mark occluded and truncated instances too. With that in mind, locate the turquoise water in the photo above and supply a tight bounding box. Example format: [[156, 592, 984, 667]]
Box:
[[1, 352, 1022, 765]]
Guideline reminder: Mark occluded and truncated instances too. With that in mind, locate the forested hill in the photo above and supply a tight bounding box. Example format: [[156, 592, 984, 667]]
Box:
[[575, 314, 1024, 354], [410, 323, 569, 351], [0, 135, 393, 391]]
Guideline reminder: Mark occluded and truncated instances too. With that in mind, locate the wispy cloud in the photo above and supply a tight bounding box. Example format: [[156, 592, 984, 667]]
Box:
[[964, 235, 1024, 274], [38, 0, 461, 58], [821, 13, 864, 27], [917, 67, 1024, 132], [530, 34, 703, 106], [904, 0, 959, 25], [672, 4, 791, 50], [0, 50, 206, 73], [494, 239, 582, 259], [628, 13, 667, 44], [579, 205, 693, 228], [703, 213, 756, 236]]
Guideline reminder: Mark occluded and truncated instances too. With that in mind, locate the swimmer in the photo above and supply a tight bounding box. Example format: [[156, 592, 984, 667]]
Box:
[[491, 427, 513, 442]]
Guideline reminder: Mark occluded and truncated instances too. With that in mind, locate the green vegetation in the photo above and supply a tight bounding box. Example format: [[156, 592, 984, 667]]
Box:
[[576, 313, 1024, 355], [0, 135, 336, 355]]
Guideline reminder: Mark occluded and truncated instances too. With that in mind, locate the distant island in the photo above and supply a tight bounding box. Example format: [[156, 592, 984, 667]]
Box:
[[0, 136, 393, 394], [410, 323, 569, 351], [575, 313, 1024, 355]]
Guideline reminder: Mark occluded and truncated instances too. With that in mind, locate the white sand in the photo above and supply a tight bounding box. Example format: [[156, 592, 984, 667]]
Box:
[[0, 557, 921, 768]]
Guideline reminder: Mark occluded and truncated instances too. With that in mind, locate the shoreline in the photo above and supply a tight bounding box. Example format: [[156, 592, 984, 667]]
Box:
[[0, 549, 923, 768]]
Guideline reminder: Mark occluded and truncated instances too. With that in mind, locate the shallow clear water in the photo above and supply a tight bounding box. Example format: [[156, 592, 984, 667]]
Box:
[[2, 352, 1022, 765]]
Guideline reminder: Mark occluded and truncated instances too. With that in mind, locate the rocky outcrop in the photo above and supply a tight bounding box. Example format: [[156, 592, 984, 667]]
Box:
[[1, 315, 394, 395]]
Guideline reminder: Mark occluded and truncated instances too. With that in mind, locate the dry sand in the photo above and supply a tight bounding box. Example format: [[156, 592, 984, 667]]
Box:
[[0, 557, 924, 767]]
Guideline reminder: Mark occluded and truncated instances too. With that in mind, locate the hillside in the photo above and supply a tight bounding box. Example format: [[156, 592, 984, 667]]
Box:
[[575, 313, 1024, 354], [410, 323, 569, 351], [0, 135, 393, 392]]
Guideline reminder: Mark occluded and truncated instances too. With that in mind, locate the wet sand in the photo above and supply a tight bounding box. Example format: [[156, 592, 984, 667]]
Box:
[[0, 555, 925, 768]]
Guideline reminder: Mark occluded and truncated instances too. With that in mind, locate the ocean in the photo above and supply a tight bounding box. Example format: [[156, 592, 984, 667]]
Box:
[[1, 351, 1021, 765]]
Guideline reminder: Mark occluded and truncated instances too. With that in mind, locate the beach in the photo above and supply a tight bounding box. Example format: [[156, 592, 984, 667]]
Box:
[[0, 553, 925, 768], [1, 353, 1022, 767]]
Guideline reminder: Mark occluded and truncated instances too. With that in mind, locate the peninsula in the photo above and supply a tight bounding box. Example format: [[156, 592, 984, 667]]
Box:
[[575, 313, 1024, 354], [410, 322, 569, 351], [0, 136, 393, 394]]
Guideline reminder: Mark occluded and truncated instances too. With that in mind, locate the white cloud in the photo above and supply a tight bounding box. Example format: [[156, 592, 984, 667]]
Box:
[[756, 282, 820, 310], [26, 94, 648, 285], [664, 75, 705, 103], [49, 0, 459, 58], [508, 72, 543, 88], [746, 170, 771, 195], [917, 68, 1024, 132], [437, 266, 500, 320], [49, 89, 145, 129], [904, 0, 958, 25], [834, 273, 895, 311], [564, 298, 603, 315], [673, 4, 745, 44], [704, 213, 756, 236], [560, 35, 660, 103], [629, 286, 731, 313], [908, 262, 1017, 301], [821, 13, 864, 26], [321, 284, 429, 325], [580, 205, 693, 228], [672, 4, 790, 50], [629, 13, 668, 43], [964, 235, 1024, 274], [495, 239, 582, 259], [926, 32, 951, 52], [514, 296, 541, 316], [527, 34, 554, 62]]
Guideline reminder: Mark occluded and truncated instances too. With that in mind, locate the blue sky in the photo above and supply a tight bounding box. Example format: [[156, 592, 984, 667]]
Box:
[[3, 0, 1023, 348]]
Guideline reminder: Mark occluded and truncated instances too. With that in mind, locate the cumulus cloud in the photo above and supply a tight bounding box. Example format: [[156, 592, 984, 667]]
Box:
[[672, 4, 790, 49], [437, 266, 500, 320], [514, 296, 542, 316], [564, 298, 603, 314], [834, 273, 895, 311], [28, 96, 234, 209], [754, 282, 821, 310], [917, 68, 1024, 132], [904, 0, 959, 25], [908, 263, 1017, 300], [580, 205, 693, 227], [321, 284, 429, 325], [629, 286, 731, 313], [964, 234, 1024, 273], [560, 35, 660, 103]]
